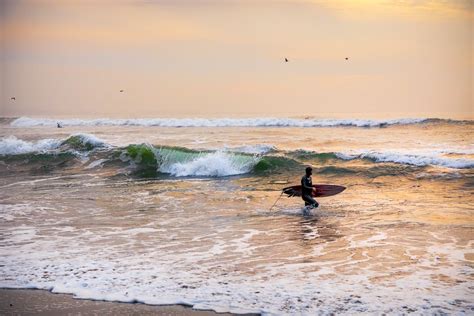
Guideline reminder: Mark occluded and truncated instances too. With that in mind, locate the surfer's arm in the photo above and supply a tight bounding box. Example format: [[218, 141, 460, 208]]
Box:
[[301, 177, 313, 190]]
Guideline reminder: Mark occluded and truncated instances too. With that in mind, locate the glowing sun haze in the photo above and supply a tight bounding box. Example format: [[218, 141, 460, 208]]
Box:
[[1, 0, 472, 118]]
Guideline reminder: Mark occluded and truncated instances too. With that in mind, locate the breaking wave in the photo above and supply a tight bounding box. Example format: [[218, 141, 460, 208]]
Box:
[[0, 136, 61, 155], [1, 135, 473, 179], [281, 149, 474, 169], [122, 144, 267, 177], [61, 133, 108, 151], [162, 151, 258, 177], [9, 117, 474, 128], [336, 151, 474, 169], [0, 134, 107, 156]]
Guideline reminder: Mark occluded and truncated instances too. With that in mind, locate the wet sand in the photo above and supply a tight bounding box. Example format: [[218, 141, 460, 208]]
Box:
[[0, 289, 238, 316]]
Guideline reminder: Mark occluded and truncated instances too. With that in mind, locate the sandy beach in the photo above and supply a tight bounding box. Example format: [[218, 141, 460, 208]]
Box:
[[0, 289, 238, 315]]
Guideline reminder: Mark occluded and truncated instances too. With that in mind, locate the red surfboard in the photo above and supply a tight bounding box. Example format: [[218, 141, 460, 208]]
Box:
[[282, 184, 346, 198]]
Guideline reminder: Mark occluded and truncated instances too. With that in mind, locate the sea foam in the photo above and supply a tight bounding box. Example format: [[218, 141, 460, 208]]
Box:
[[63, 133, 108, 150], [0, 136, 61, 155], [160, 151, 259, 177], [336, 151, 474, 169], [226, 144, 275, 155], [10, 116, 462, 128], [0, 134, 108, 156]]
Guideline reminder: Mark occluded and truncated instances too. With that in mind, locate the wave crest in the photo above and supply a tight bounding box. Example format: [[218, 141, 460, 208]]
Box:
[[122, 145, 263, 177], [0, 136, 61, 155], [163, 151, 259, 177], [336, 151, 474, 169], [1, 134, 472, 179], [61, 134, 107, 151], [10, 117, 473, 128]]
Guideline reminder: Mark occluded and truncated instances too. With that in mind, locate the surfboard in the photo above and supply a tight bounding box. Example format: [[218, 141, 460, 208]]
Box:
[[282, 184, 346, 198]]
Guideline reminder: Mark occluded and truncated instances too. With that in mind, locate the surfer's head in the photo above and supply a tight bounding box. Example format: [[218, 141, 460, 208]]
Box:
[[305, 166, 312, 176]]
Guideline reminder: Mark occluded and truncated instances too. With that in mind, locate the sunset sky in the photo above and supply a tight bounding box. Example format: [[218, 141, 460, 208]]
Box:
[[1, 0, 472, 118]]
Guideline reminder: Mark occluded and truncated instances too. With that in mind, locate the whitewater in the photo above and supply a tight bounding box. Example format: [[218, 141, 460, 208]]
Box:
[[0, 117, 473, 314], [9, 116, 474, 128]]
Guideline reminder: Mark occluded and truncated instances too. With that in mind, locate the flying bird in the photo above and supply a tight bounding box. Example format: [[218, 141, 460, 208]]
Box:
[[345, 57, 349, 60], [11, 97, 16, 100], [285, 58, 288, 62], [119, 89, 124, 93]]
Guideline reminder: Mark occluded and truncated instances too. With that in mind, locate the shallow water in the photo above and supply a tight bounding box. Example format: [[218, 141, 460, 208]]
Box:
[[0, 117, 473, 314]]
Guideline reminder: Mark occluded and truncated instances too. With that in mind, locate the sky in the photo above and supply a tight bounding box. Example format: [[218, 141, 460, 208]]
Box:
[[0, 0, 472, 118]]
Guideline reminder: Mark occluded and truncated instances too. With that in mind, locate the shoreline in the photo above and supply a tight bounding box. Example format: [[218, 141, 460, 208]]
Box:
[[0, 288, 244, 316]]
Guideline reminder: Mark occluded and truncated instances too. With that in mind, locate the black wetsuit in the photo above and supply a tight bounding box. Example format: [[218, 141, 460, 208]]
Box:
[[301, 175, 318, 207]]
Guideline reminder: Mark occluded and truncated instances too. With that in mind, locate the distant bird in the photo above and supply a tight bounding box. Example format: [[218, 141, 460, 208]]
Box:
[[285, 58, 288, 62], [345, 57, 349, 60], [119, 89, 124, 93], [11, 97, 15, 101]]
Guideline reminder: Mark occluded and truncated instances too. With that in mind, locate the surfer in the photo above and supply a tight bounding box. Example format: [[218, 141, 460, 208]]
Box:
[[301, 166, 318, 208], [57, 122, 62, 128]]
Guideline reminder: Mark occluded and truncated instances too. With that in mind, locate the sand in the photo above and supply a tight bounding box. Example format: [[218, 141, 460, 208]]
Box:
[[0, 289, 241, 316]]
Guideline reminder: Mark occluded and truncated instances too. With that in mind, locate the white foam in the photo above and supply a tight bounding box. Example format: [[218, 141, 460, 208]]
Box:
[[0, 136, 61, 155], [10, 116, 435, 128], [1, 205, 472, 315], [0, 134, 108, 156], [160, 151, 259, 177], [69, 133, 108, 149], [336, 150, 474, 169], [227, 144, 276, 154], [85, 159, 108, 169], [349, 232, 388, 249]]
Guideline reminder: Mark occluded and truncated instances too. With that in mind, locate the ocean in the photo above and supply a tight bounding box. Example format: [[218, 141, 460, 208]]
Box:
[[0, 117, 473, 314]]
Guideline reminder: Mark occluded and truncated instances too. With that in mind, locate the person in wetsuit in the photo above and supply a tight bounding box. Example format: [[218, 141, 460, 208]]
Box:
[[301, 166, 318, 208]]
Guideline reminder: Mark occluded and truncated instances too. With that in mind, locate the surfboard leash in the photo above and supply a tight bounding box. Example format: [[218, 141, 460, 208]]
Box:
[[269, 191, 284, 211]]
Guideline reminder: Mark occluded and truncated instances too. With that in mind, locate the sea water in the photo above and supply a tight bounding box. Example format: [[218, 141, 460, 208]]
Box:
[[0, 117, 473, 314]]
